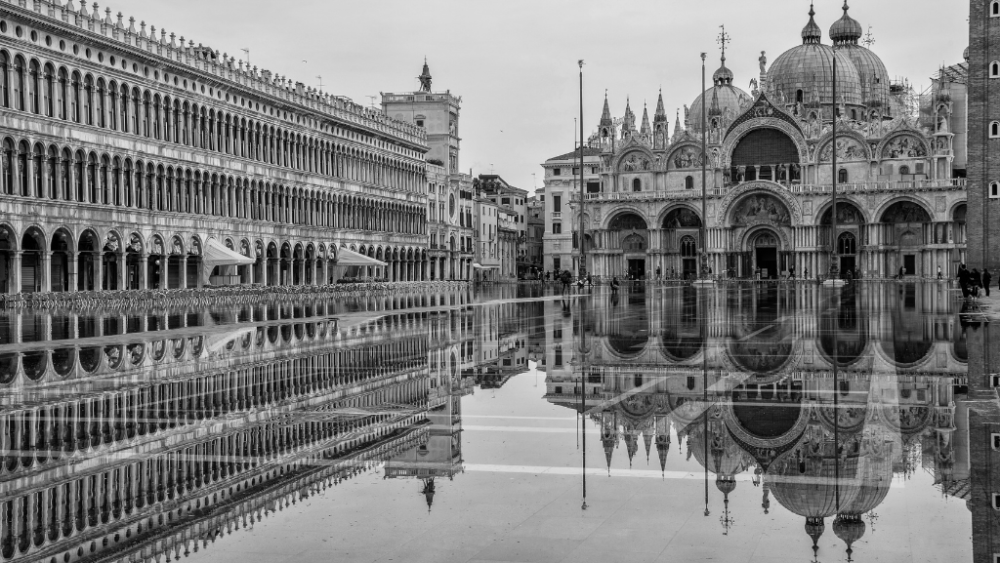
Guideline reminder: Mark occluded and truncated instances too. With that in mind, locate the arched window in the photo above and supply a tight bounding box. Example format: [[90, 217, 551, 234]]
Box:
[[796, 89, 804, 103], [680, 235, 697, 257], [838, 169, 848, 183], [991, 121, 1000, 138], [837, 232, 857, 255], [685, 176, 694, 189], [992, 0, 999, 16], [992, 61, 1000, 78], [991, 182, 1000, 199], [632, 178, 641, 192]]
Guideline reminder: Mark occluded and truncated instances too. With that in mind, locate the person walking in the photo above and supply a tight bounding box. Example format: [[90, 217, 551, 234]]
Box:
[[937, 265, 942, 280], [972, 268, 984, 299], [610, 276, 620, 293], [984, 268, 993, 297]]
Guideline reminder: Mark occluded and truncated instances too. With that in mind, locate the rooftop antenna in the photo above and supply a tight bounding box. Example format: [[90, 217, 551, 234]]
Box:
[[241, 48, 249, 65], [366, 95, 378, 108], [316, 76, 324, 90]]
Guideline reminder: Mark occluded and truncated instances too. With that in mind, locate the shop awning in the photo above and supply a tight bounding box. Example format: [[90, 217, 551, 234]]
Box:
[[336, 247, 387, 267], [204, 238, 254, 268], [472, 263, 484, 269]]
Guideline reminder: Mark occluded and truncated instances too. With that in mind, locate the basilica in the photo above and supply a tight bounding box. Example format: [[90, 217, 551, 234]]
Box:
[[564, 3, 966, 280]]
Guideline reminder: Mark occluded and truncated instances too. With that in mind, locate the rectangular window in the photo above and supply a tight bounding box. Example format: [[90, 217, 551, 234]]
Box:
[[587, 181, 600, 193], [553, 168, 562, 176], [572, 168, 580, 175], [552, 222, 562, 234], [991, 183, 1000, 198], [554, 347, 563, 366], [553, 328, 562, 339], [502, 197, 510, 205], [591, 167, 599, 174], [553, 257, 561, 271], [553, 195, 562, 213]]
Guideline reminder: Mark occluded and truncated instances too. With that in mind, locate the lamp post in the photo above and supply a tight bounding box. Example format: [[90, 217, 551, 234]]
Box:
[[578, 60, 587, 279], [700, 53, 709, 279], [830, 54, 841, 280]]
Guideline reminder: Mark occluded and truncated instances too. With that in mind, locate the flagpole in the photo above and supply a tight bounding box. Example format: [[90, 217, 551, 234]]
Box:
[[578, 60, 587, 279], [700, 52, 709, 280]]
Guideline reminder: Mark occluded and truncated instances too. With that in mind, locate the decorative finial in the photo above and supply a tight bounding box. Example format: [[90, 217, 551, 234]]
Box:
[[862, 25, 875, 47], [717, 24, 731, 64], [116, 11, 123, 28]]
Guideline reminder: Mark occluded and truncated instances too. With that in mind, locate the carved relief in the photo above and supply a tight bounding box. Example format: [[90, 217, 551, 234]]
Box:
[[803, 201, 814, 216], [818, 137, 867, 162], [882, 134, 927, 158], [620, 152, 652, 172], [733, 194, 791, 226], [671, 146, 704, 169]]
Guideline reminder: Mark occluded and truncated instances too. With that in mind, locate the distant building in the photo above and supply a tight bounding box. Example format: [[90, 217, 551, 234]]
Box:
[[525, 196, 545, 276], [540, 147, 603, 275], [476, 175, 527, 279]]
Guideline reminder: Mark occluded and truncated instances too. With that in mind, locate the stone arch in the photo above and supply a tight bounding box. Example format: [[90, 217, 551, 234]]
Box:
[[612, 147, 655, 172], [603, 207, 650, 230], [814, 197, 870, 225], [665, 142, 704, 170], [815, 129, 872, 162], [721, 120, 808, 169], [876, 131, 930, 160], [658, 204, 703, 228], [718, 182, 801, 226], [875, 197, 933, 224]]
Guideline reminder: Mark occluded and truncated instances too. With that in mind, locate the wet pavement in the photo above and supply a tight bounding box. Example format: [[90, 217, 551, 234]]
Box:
[[0, 282, 993, 563]]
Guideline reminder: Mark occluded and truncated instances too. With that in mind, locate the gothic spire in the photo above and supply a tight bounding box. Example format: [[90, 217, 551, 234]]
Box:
[[600, 90, 613, 126], [640, 103, 651, 135], [654, 89, 667, 123]]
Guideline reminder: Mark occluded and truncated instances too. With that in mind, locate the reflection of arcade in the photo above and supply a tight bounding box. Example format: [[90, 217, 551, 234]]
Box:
[[0, 301, 472, 563], [545, 284, 963, 560]]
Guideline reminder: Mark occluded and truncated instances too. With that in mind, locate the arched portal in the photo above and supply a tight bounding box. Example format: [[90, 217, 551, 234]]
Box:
[[77, 229, 101, 291], [0, 226, 14, 294], [880, 200, 931, 277], [607, 212, 649, 280], [266, 242, 278, 286], [125, 233, 142, 289], [662, 208, 702, 279], [21, 227, 44, 293], [820, 201, 865, 277], [749, 229, 781, 280], [103, 232, 121, 290], [50, 228, 72, 292]]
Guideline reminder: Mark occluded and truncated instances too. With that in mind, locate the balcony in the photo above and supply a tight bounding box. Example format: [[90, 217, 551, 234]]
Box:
[[572, 178, 966, 202], [551, 212, 562, 219]]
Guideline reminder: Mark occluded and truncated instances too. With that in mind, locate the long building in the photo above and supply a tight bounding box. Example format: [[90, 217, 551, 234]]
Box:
[[0, 0, 434, 294]]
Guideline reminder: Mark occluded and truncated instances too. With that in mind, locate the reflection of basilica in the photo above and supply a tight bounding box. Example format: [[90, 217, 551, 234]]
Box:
[[561, 4, 966, 280], [0, 293, 475, 563], [544, 285, 978, 559]]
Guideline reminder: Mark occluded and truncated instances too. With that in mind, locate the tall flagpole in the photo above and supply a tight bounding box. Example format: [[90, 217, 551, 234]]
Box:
[[578, 60, 587, 279], [830, 55, 840, 279], [700, 52, 709, 279]]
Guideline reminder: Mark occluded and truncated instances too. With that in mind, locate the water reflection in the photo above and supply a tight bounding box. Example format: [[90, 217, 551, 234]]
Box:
[[0, 283, 993, 563]]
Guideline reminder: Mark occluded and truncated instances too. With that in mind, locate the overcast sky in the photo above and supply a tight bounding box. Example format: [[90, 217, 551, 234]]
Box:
[[120, 0, 966, 195]]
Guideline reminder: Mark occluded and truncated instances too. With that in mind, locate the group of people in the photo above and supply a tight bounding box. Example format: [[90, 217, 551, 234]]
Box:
[[957, 264, 993, 299]]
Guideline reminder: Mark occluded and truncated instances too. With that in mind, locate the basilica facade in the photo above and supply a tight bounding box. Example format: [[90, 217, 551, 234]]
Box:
[[568, 4, 966, 280]]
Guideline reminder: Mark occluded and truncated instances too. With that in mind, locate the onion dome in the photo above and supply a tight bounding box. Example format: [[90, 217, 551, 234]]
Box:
[[829, 1, 863, 45], [767, 4, 863, 110], [801, 3, 822, 44], [714, 60, 735, 86], [689, 55, 750, 134], [833, 514, 866, 558]]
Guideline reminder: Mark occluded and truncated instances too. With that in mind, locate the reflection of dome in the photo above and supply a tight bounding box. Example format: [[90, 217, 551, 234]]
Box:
[[729, 338, 793, 374], [687, 418, 753, 477], [767, 446, 860, 520], [767, 4, 863, 110]]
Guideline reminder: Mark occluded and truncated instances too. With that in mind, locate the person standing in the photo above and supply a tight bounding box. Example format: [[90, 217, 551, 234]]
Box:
[[937, 265, 942, 280], [972, 268, 984, 298], [984, 268, 993, 297], [958, 263, 971, 299]]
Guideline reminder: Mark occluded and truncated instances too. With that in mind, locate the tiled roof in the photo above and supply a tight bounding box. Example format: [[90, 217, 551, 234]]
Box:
[[937, 62, 968, 84]]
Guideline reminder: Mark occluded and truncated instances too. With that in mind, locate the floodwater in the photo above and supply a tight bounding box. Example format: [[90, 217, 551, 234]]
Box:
[[0, 282, 994, 563]]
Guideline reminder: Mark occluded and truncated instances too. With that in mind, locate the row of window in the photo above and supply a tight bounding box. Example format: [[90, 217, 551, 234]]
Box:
[[0, 137, 427, 235], [0, 51, 426, 193]]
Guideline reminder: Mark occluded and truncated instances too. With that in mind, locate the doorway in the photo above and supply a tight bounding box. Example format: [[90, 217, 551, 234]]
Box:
[[755, 247, 778, 279], [627, 259, 646, 280], [682, 258, 697, 279], [903, 254, 916, 277], [840, 256, 856, 277]]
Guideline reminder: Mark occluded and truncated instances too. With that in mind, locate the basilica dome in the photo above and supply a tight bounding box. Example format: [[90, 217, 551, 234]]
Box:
[[766, 4, 863, 111], [829, 2, 891, 111], [688, 56, 751, 133]]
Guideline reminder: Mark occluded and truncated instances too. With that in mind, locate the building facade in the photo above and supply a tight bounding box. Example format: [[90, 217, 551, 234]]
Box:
[[968, 0, 1000, 270], [383, 62, 474, 280], [0, 1, 435, 295], [476, 175, 527, 279], [557, 5, 967, 280], [540, 147, 602, 275]]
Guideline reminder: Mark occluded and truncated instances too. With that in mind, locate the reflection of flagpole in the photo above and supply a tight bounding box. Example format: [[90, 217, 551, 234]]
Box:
[[703, 287, 710, 517]]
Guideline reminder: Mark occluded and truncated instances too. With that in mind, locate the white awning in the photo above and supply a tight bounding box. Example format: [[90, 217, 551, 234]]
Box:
[[472, 263, 484, 269], [204, 238, 254, 268], [336, 247, 387, 267]]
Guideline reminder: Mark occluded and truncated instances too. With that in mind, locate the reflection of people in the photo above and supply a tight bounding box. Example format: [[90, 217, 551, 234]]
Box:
[[610, 276, 620, 293], [898, 265, 905, 279], [984, 269, 992, 297], [937, 265, 942, 280]]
